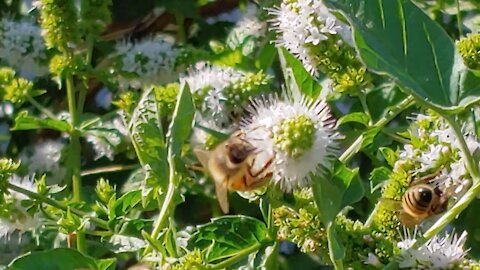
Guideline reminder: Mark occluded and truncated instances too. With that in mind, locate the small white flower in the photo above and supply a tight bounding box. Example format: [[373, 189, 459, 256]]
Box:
[[180, 62, 244, 95], [0, 18, 48, 78], [21, 140, 66, 184], [227, 14, 267, 55], [363, 252, 382, 267], [0, 175, 41, 239], [86, 117, 126, 160], [114, 36, 178, 89], [397, 229, 469, 269], [268, 0, 351, 75], [241, 92, 340, 192]]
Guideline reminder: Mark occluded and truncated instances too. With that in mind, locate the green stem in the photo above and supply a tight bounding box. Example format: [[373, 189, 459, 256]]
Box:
[[339, 96, 415, 163], [26, 94, 57, 120], [66, 72, 85, 253], [81, 163, 139, 176], [175, 13, 186, 43], [357, 89, 372, 125], [7, 182, 109, 229], [143, 156, 178, 256], [456, 0, 464, 37], [207, 242, 263, 270]]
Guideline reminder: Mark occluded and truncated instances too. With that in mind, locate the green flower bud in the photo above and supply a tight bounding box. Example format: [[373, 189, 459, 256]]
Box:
[[223, 71, 271, 108], [40, 0, 80, 53], [273, 115, 316, 159], [58, 208, 82, 234], [95, 178, 115, 203], [154, 83, 180, 117], [0, 68, 43, 105], [457, 33, 480, 70], [170, 249, 204, 270]]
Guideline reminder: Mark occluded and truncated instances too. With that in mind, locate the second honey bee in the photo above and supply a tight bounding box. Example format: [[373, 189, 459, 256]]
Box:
[[397, 174, 450, 227], [194, 130, 274, 214]]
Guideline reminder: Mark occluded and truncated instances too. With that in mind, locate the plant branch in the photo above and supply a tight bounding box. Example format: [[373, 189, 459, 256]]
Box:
[[26, 94, 57, 120], [81, 164, 139, 176], [143, 155, 178, 256], [207, 242, 264, 270], [7, 182, 109, 229], [339, 95, 415, 163]]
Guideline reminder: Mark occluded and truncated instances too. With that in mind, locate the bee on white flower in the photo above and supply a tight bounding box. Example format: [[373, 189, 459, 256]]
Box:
[[241, 92, 341, 192]]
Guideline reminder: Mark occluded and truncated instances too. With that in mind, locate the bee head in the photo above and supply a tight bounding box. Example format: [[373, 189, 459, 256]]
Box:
[[415, 186, 433, 204], [226, 139, 256, 165]]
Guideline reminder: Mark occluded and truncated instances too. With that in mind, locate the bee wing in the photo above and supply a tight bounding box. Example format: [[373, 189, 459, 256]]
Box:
[[215, 180, 230, 214], [193, 148, 211, 169]]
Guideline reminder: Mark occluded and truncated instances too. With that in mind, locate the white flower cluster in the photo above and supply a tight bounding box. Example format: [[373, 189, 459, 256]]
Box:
[[0, 175, 40, 239], [20, 139, 66, 185], [114, 36, 178, 89], [241, 92, 341, 192], [268, 0, 351, 75], [227, 15, 267, 55], [397, 114, 479, 196], [0, 18, 48, 78], [181, 62, 245, 128], [86, 116, 129, 161], [397, 229, 469, 269]]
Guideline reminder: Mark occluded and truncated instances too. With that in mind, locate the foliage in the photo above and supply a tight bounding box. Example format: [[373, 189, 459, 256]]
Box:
[[0, 0, 479, 269]]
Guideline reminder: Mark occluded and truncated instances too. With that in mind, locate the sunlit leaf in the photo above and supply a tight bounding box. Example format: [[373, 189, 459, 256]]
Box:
[[7, 248, 116, 270], [12, 111, 70, 132], [324, 0, 480, 112], [188, 216, 269, 263]]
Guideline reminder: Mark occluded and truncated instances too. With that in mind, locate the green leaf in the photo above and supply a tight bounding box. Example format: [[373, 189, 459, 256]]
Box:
[[255, 42, 277, 70], [129, 87, 169, 188], [369, 167, 392, 193], [280, 48, 322, 99], [109, 190, 142, 219], [366, 83, 408, 123], [7, 248, 116, 270], [338, 112, 371, 127], [12, 111, 70, 132], [188, 216, 269, 263], [361, 127, 381, 148], [342, 174, 365, 207], [167, 83, 194, 165], [324, 0, 480, 112], [379, 147, 398, 167], [312, 163, 358, 225], [327, 226, 346, 266]]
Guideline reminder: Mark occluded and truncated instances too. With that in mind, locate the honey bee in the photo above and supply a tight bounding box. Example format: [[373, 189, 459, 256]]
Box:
[[194, 130, 274, 213], [397, 174, 450, 227]]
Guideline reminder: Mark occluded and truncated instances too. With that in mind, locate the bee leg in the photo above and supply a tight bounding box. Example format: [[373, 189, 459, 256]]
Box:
[[187, 164, 208, 173], [249, 154, 275, 177], [244, 170, 273, 189], [409, 172, 441, 186]]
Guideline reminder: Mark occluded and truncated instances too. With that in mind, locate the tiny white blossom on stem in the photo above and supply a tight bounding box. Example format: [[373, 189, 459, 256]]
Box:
[[0, 19, 48, 78], [21, 139, 66, 184], [241, 92, 341, 192], [268, 0, 351, 75], [0, 175, 40, 239], [397, 228, 469, 269], [114, 36, 178, 89]]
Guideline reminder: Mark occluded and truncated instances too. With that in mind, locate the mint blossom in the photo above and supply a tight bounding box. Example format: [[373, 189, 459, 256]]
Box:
[[0, 19, 48, 78], [268, 0, 352, 75], [114, 36, 178, 89], [241, 93, 341, 192], [397, 229, 469, 269]]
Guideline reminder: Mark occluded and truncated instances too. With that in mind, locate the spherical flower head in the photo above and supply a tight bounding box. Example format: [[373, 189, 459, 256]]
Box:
[[397, 230, 469, 269], [180, 62, 244, 97], [242, 93, 341, 192], [0, 19, 49, 78], [457, 33, 480, 70], [20, 139, 66, 184], [114, 36, 179, 89], [268, 0, 352, 75]]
